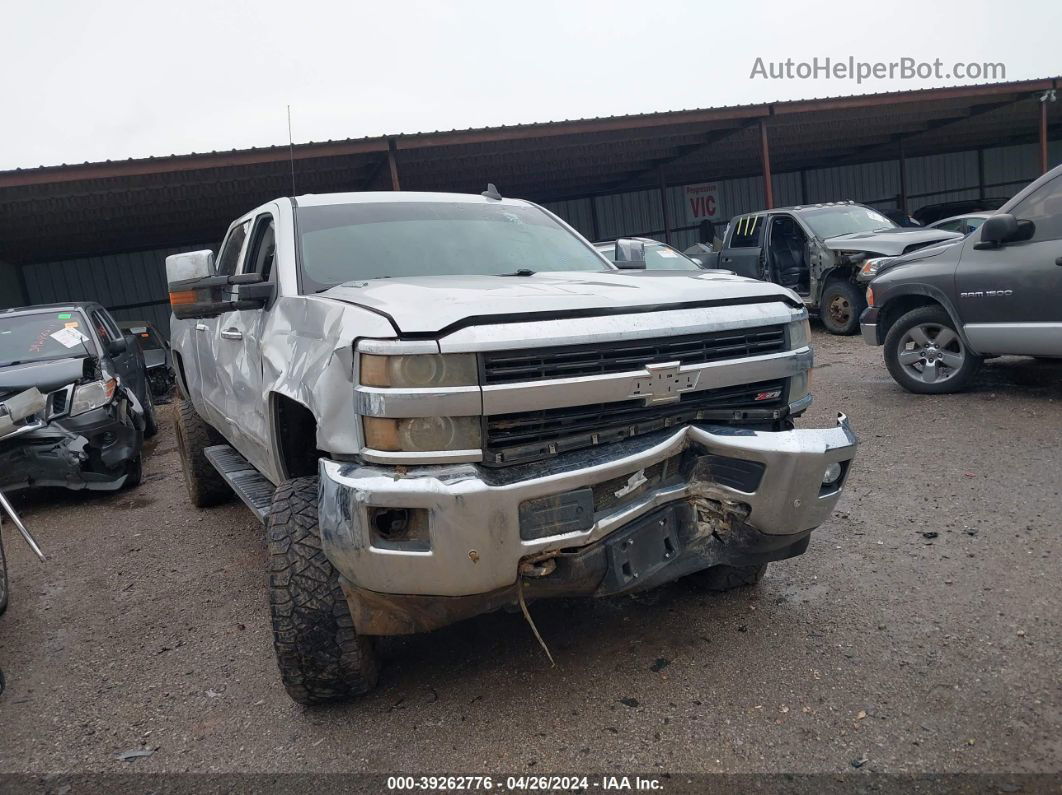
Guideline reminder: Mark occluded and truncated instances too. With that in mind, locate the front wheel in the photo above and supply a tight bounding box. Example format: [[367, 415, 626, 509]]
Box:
[[819, 280, 866, 335], [267, 476, 379, 704], [142, 388, 158, 439], [0, 537, 8, 615], [883, 306, 981, 394]]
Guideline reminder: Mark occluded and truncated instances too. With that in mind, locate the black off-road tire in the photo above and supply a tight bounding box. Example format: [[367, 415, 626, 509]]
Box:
[[173, 398, 231, 507], [142, 387, 159, 439], [0, 539, 9, 616], [267, 476, 379, 704], [883, 305, 981, 394], [688, 563, 767, 592], [819, 280, 866, 335]]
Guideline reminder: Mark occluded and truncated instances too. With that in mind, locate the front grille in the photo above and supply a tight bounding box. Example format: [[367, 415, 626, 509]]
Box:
[[485, 379, 787, 466], [482, 325, 787, 384], [48, 387, 70, 417]]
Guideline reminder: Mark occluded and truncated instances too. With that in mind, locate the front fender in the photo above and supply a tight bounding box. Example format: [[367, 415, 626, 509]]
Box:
[[877, 283, 977, 354]]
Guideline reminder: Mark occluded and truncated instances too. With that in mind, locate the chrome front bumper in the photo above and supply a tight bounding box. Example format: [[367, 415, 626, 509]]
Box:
[[319, 415, 857, 597], [314, 416, 853, 594]]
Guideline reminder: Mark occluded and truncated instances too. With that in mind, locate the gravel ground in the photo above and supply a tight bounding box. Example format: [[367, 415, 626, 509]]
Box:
[[0, 329, 1059, 777]]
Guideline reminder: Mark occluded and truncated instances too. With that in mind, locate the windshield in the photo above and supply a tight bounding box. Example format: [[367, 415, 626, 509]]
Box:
[[297, 202, 610, 291], [801, 206, 898, 239], [0, 310, 97, 367], [596, 242, 700, 271]]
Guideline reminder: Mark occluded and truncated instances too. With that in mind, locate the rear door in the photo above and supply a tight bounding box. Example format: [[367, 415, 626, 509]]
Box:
[[210, 210, 278, 474], [195, 218, 251, 430], [956, 173, 1062, 355], [717, 214, 765, 280]]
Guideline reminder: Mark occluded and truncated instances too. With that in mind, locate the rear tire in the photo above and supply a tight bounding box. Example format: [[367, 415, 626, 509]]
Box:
[[0, 538, 9, 616], [688, 563, 767, 592], [142, 388, 159, 439], [173, 398, 231, 507], [267, 476, 379, 704], [819, 280, 866, 335], [883, 306, 981, 394]]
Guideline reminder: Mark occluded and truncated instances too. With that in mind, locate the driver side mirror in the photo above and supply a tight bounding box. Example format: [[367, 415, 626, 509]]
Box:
[[166, 250, 271, 319], [614, 238, 647, 270], [975, 213, 1034, 249], [107, 336, 129, 356]]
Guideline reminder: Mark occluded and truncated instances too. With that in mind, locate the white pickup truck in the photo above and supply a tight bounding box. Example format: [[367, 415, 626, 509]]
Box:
[[166, 190, 857, 704]]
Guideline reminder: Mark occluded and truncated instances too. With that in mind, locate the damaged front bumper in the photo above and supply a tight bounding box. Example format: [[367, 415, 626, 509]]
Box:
[[320, 415, 857, 634], [0, 402, 142, 492]]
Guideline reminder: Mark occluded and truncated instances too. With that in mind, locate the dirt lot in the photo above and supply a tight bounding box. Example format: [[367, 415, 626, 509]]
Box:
[[0, 329, 1059, 777]]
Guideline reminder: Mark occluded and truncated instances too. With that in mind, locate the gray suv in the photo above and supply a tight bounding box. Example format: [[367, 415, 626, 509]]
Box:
[[861, 163, 1062, 393]]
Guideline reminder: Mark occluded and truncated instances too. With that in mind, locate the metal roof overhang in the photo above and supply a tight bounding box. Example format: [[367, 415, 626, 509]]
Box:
[[0, 77, 1057, 263]]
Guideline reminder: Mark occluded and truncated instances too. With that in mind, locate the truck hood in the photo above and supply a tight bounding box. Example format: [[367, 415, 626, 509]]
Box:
[[822, 228, 962, 256], [875, 238, 964, 277], [319, 271, 799, 334], [0, 356, 89, 396]]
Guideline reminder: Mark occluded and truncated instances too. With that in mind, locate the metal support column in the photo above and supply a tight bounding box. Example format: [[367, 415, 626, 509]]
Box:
[[387, 138, 401, 191], [977, 148, 986, 201], [897, 136, 908, 214], [759, 119, 774, 209], [658, 166, 672, 244], [1040, 98, 1050, 174]]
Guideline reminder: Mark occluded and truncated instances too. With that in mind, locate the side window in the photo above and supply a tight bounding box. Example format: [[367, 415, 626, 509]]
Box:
[[1010, 175, 1062, 243], [90, 310, 113, 344], [965, 217, 986, 234], [244, 214, 277, 279], [215, 220, 251, 277], [934, 219, 964, 233], [729, 214, 765, 248]]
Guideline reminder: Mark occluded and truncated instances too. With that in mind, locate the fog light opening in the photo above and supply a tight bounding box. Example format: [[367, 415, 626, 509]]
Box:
[[368, 507, 430, 550]]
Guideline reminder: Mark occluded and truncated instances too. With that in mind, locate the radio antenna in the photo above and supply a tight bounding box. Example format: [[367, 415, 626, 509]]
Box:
[[287, 104, 297, 197]]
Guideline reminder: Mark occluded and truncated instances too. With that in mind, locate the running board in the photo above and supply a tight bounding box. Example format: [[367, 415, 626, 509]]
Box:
[[204, 445, 275, 524]]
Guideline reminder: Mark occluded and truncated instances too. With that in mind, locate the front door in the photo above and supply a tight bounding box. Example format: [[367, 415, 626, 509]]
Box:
[[195, 218, 251, 432], [210, 211, 277, 476], [718, 213, 766, 280], [956, 172, 1062, 356]]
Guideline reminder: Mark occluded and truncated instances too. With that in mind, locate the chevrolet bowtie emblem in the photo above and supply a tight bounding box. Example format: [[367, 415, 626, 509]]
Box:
[[629, 362, 699, 405]]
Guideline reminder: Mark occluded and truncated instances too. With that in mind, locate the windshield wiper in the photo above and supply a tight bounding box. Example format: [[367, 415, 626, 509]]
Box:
[[498, 269, 536, 277]]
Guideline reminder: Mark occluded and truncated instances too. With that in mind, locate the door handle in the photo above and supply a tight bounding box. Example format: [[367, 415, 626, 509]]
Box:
[[195, 323, 208, 332], [220, 328, 243, 341], [1055, 257, 1062, 266]]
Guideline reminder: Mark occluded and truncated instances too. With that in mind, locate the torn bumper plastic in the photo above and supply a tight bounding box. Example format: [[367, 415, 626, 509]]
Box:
[[319, 415, 857, 621], [0, 401, 142, 492]]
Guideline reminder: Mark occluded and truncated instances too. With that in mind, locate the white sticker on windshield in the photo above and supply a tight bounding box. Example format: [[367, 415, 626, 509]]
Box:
[[656, 249, 677, 257], [50, 327, 90, 349]]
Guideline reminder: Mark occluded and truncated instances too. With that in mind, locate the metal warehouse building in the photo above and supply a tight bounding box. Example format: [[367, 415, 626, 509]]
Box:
[[1, 77, 1058, 334]]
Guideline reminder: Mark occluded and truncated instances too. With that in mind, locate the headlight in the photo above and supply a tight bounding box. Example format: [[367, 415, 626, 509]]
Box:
[[788, 317, 811, 349], [859, 257, 891, 280], [363, 416, 482, 452], [70, 377, 117, 416], [360, 354, 477, 388]]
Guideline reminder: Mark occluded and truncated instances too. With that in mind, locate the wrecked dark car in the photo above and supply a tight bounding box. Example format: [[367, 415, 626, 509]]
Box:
[[0, 303, 155, 491], [701, 202, 963, 335], [119, 320, 174, 400]]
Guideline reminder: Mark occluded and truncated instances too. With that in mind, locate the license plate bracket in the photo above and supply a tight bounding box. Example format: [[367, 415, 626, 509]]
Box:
[[603, 504, 683, 590]]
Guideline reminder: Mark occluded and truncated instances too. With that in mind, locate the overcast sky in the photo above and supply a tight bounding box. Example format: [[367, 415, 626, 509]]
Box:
[[1, 0, 1059, 171]]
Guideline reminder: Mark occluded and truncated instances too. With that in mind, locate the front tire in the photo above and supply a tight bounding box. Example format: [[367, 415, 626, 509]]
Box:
[[688, 563, 767, 591], [267, 476, 379, 705], [819, 280, 866, 335], [173, 398, 231, 507], [883, 306, 981, 394], [142, 387, 159, 439]]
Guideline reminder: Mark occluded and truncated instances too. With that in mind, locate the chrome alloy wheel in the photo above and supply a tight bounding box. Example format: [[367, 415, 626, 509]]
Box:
[[896, 323, 966, 385]]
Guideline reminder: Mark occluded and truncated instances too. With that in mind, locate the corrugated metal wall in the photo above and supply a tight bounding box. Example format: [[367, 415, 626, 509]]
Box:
[[21, 243, 213, 338], [19, 139, 1060, 331], [545, 140, 1059, 252]]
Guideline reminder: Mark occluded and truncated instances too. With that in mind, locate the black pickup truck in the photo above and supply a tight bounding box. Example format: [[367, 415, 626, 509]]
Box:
[[861, 163, 1062, 393], [697, 203, 961, 335]]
